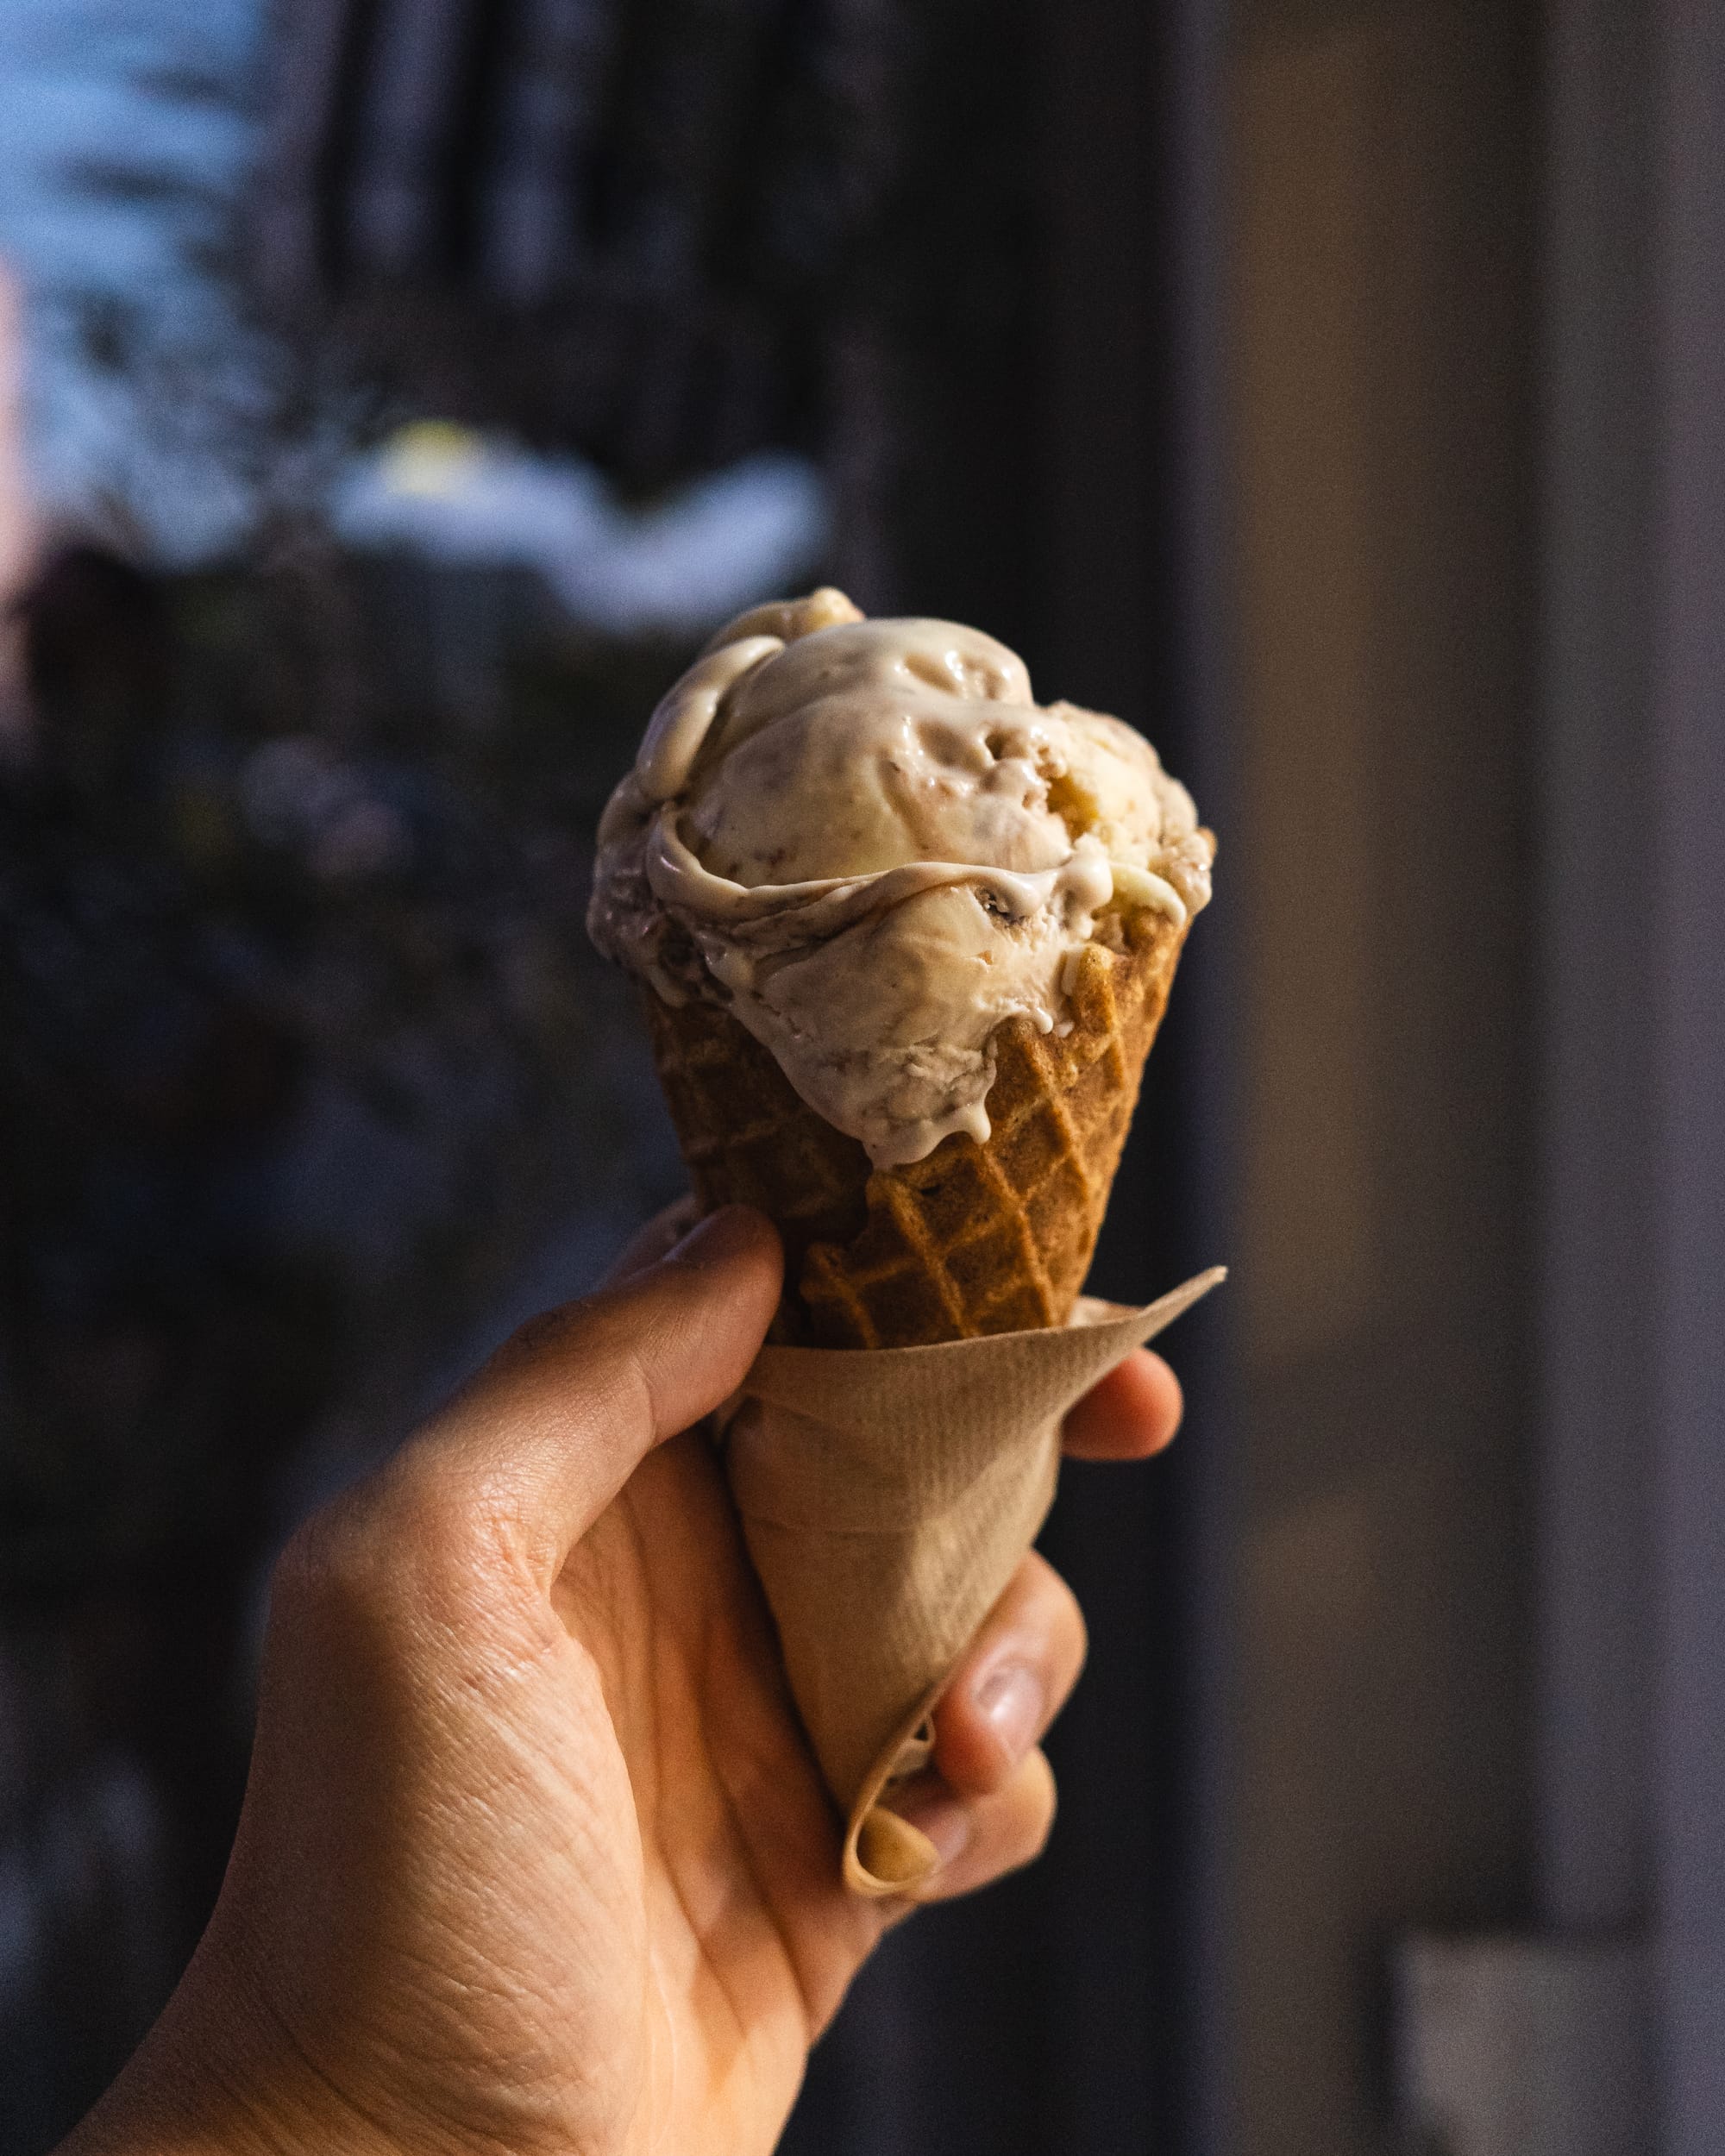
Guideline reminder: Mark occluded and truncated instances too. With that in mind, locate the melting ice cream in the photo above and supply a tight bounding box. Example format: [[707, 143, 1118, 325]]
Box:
[[588, 589, 1213, 1168]]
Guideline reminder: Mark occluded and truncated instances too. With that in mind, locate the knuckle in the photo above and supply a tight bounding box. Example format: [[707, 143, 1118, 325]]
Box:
[[273, 1482, 394, 1622], [271, 1451, 530, 1640], [382, 1454, 537, 1618]]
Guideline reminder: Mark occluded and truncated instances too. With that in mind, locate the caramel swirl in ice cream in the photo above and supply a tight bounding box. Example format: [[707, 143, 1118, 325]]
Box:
[[588, 589, 1213, 1169]]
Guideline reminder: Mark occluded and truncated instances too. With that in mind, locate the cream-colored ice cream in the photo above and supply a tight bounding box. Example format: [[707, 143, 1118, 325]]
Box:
[[588, 589, 1213, 1169]]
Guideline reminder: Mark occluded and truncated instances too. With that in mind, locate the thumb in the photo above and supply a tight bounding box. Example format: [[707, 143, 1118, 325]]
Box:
[[404, 1206, 782, 1585]]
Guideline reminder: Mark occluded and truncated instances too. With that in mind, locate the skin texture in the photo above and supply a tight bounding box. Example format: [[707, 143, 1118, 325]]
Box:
[[58, 1205, 1182, 2156]]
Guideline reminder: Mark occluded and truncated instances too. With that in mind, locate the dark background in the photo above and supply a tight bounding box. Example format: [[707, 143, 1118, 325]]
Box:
[[3, 2, 1722, 2153]]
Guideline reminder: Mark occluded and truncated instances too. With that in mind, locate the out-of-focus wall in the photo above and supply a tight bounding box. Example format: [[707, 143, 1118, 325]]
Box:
[[1227, 3, 1538, 2149]]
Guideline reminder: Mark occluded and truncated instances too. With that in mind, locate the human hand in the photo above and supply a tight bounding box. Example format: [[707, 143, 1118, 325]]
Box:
[[60, 1204, 1182, 2156]]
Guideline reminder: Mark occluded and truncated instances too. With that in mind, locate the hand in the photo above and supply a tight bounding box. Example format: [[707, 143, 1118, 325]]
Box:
[[60, 1205, 1182, 2156]]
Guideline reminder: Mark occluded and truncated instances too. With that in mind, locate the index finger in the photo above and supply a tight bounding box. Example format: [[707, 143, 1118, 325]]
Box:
[[1060, 1349, 1183, 1461]]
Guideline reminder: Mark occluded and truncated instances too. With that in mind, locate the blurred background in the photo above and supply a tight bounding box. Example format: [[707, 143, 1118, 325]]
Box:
[[2, 3, 1720, 2153]]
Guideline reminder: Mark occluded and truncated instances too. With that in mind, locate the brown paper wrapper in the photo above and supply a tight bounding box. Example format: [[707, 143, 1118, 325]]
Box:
[[722, 1266, 1226, 1896]]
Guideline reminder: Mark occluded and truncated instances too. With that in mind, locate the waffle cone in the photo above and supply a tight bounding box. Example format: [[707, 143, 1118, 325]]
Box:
[[643, 901, 1189, 1346], [643, 901, 1205, 1892]]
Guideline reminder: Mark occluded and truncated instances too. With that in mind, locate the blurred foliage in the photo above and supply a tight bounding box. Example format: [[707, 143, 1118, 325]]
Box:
[[0, 545, 696, 1591], [2, 16, 726, 1586]]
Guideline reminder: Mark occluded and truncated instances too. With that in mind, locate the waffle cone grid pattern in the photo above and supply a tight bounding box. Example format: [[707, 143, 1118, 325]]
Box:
[[643, 906, 1186, 1349]]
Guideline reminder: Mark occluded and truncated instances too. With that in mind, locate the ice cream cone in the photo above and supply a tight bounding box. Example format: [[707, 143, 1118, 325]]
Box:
[[643, 899, 1189, 1346], [590, 592, 1218, 1891]]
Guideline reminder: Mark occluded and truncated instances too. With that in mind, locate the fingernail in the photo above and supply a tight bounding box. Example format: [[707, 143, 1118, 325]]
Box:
[[974, 1664, 1044, 1766]]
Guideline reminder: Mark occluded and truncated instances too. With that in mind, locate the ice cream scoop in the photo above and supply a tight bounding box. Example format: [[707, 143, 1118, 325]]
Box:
[[588, 589, 1213, 1169]]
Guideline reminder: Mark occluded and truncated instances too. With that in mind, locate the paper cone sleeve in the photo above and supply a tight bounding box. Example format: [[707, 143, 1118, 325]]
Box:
[[723, 1271, 1223, 1895]]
